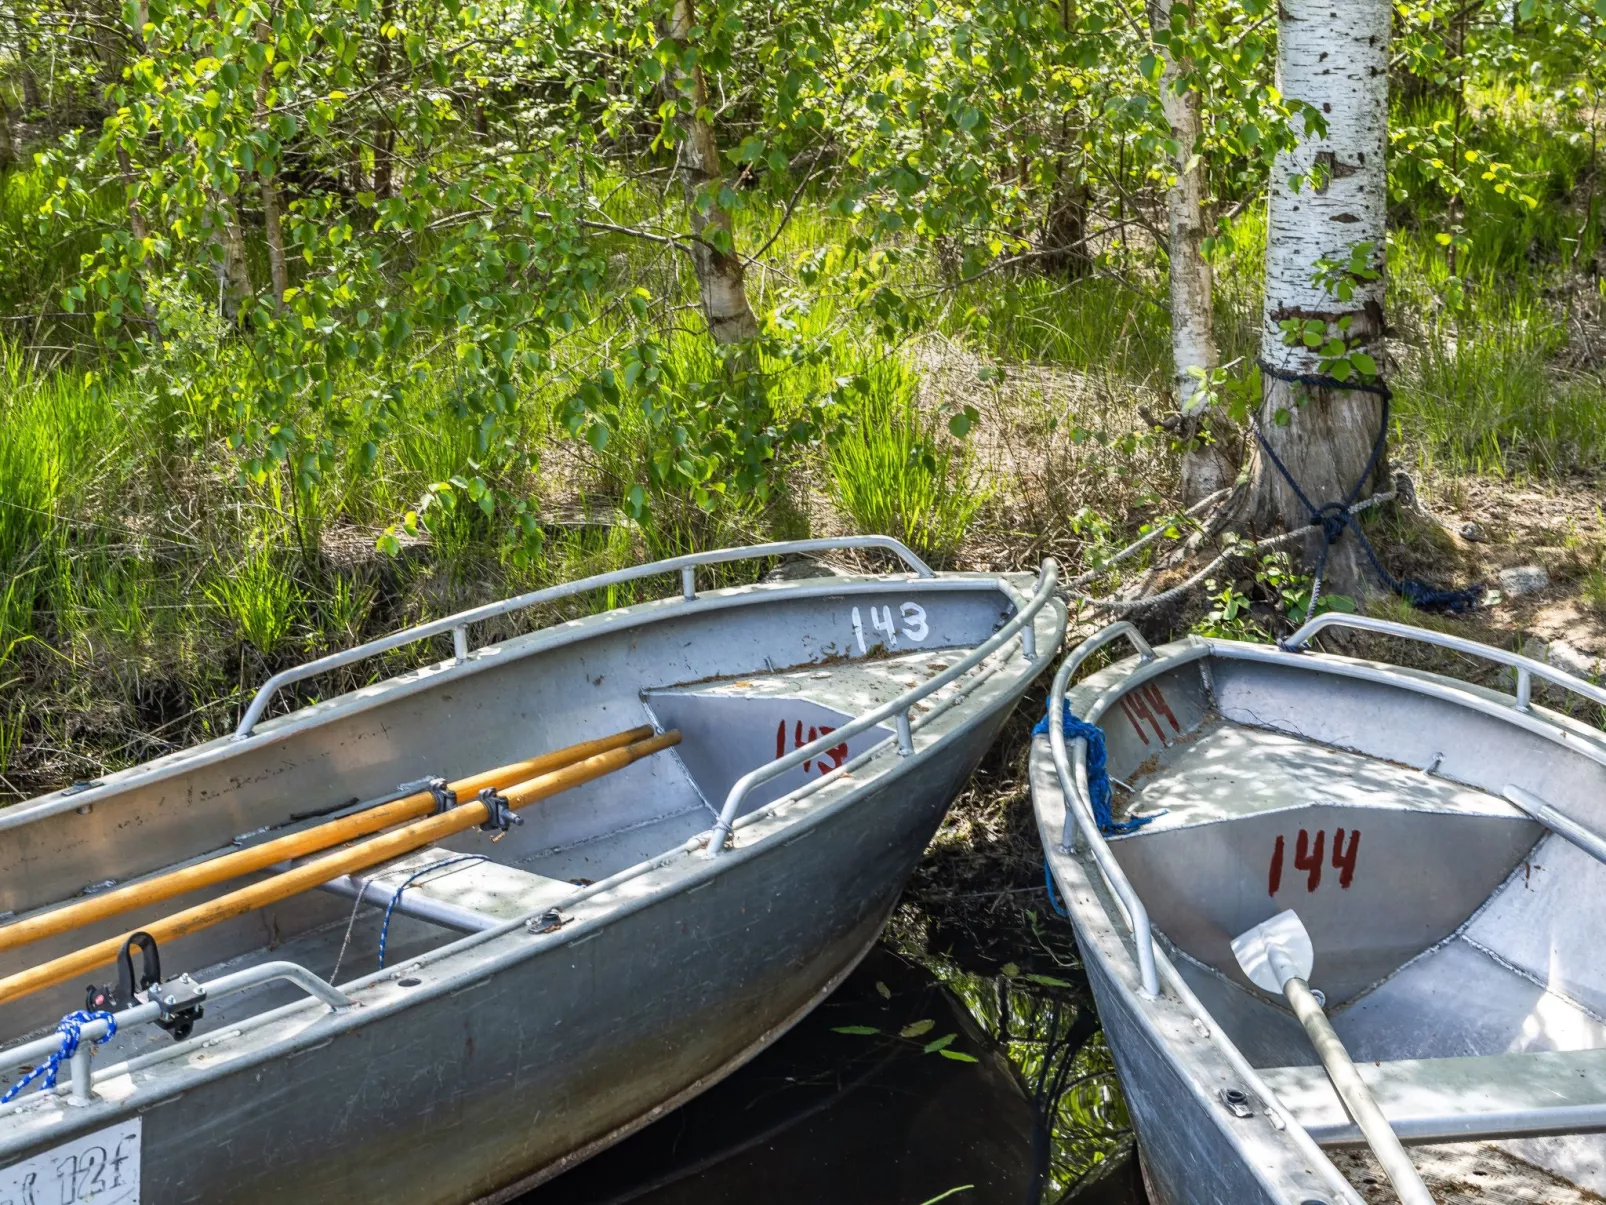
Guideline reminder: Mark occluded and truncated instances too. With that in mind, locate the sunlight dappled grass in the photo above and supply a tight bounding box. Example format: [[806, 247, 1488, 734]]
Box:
[[827, 364, 989, 565]]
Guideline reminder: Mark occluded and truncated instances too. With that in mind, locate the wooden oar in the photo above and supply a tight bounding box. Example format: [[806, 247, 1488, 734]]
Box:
[[0, 729, 680, 1007], [0, 726, 655, 959]]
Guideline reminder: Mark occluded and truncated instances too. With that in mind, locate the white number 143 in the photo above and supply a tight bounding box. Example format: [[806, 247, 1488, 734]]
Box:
[[850, 602, 929, 652]]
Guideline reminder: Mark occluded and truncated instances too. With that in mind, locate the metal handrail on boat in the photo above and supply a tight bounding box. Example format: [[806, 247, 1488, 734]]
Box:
[[1283, 612, 1606, 716], [1046, 621, 1160, 997], [235, 536, 936, 739], [707, 559, 1061, 856], [0, 961, 352, 1110], [1503, 785, 1606, 867]]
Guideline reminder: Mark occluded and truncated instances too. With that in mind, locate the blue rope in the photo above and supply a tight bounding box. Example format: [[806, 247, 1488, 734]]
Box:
[[1044, 859, 1069, 918], [1034, 700, 1154, 835], [377, 856, 486, 968], [1, 1010, 117, 1104], [1253, 358, 1483, 615]]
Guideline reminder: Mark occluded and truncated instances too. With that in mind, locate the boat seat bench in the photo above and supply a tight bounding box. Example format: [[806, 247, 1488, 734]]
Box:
[[1261, 1048, 1606, 1147], [324, 847, 580, 933]]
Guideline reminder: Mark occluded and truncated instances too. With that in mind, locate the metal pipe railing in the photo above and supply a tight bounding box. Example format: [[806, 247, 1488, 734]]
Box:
[[0, 961, 352, 1108], [1283, 612, 1606, 716], [235, 536, 934, 739], [705, 560, 1060, 857], [1504, 785, 1606, 867], [1046, 621, 1159, 997]]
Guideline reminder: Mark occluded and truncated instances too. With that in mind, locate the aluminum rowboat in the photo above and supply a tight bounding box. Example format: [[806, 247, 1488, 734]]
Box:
[[1032, 616, 1606, 1204], [0, 538, 1064, 1203]]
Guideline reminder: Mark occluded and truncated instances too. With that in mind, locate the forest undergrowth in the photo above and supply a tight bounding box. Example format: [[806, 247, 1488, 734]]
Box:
[[0, 81, 1604, 803]]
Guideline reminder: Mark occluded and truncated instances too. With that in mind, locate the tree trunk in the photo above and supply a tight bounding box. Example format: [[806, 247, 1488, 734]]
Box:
[[1251, 0, 1390, 595], [0, 94, 14, 167], [659, 0, 758, 346], [208, 192, 254, 322], [371, 0, 395, 200], [254, 19, 289, 308], [1150, 0, 1231, 505], [13, 15, 41, 111]]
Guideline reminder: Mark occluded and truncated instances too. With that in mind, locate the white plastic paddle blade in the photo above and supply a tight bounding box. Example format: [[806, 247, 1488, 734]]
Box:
[[1232, 908, 1315, 994]]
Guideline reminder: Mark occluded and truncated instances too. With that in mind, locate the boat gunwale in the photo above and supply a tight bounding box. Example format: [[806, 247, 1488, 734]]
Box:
[[4, 570, 1033, 832], [0, 592, 1066, 1156]]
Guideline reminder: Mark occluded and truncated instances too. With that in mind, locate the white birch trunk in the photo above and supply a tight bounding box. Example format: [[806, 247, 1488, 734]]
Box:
[[207, 192, 254, 323], [1151, 0, 1231, 503], [1252, 0, 1390, 593], [661, 0, 758, 346]]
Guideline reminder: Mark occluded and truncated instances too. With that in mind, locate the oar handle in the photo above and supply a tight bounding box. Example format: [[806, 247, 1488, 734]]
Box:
[[1283, 977, 1436, 1205]]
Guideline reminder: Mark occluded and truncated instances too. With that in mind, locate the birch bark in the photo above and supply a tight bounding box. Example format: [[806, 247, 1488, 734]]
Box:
[[1150, 0, 1231, 503], [659, 0, 759, 346], [1251, 0, 1391, 593], [208, 193, 254, 322]]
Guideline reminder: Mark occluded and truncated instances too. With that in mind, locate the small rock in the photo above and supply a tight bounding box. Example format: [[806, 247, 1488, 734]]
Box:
[[1458, 522, 1485, 542], [1545, 639, 1599, 679], [1498, 565, 1550, 597], [1509, 636, 1601, 692]]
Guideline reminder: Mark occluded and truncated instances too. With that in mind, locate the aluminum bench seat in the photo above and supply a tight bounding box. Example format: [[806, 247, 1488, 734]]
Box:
[[326, 847, 581, 933], [1262, 1047, 1606, 1147]]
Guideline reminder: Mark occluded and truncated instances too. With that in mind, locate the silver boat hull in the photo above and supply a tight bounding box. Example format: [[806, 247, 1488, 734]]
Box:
[[0, 550, 1065, 1203]]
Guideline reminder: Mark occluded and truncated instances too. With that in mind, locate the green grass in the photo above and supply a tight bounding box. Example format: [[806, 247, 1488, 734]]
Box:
[[1388, 234, 1606, 476], [826, 364, 989, 566]]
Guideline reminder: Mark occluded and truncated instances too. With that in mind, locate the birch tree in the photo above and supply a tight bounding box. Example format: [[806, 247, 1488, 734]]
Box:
[[657, 0, 759, 346], [1149, 0, 1227, 504], [1251, 0, 1391, 593]]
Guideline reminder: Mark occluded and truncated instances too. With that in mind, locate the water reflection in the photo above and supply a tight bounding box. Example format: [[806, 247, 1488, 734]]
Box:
[[522, 944, 1147, 1205]]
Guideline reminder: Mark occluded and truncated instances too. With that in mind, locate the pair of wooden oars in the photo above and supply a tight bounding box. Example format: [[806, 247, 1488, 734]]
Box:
[[0, 725, 680, 1007]]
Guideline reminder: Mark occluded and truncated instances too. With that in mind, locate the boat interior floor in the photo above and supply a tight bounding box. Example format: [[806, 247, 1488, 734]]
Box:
[[1099, 709, 1606, 1190], [1331, 1143, 1604, 1204]]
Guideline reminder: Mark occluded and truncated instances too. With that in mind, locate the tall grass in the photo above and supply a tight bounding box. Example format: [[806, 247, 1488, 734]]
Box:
[[1389, 233, 1606, 476], [826, 365, 989, 565]]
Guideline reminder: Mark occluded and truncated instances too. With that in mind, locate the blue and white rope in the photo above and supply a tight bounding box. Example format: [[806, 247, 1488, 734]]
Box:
[[1, 1010, 117, 1104]]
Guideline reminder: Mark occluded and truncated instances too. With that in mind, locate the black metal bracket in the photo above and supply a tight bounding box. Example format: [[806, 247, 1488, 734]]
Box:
[[83, 932, 207, 1041], [426, 776, 458, 814], [477, 787, 522, 837], [150, 973, 208, 1042]]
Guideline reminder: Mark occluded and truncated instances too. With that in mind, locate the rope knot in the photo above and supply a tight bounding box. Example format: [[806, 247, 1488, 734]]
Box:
[[1315, 502, 1351, 548], [0, 1010, 117, 1104]]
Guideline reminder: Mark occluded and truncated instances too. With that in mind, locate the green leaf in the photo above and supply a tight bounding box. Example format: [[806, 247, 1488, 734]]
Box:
[[831, 1025, 880, 1035], [938, 1049, 978, 1062], [1025, 973, 1074, 987], [900, 1019, 936, 1039], [923, 1033, 958, 1053], [1000, 962, 1020, 978], [1349, 352, 1377, 376], [875, 981, 892, 999]]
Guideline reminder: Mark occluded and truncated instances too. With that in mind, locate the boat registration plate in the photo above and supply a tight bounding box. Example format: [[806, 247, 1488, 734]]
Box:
[[0, 1118, 140, 1205]]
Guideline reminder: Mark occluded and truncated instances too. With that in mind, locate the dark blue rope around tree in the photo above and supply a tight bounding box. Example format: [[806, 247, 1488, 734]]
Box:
[[1253, 357, 1483, 615]]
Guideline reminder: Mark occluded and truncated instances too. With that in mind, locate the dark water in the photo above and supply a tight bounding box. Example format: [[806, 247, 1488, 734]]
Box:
[[518, 944, 1148, 1205]]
